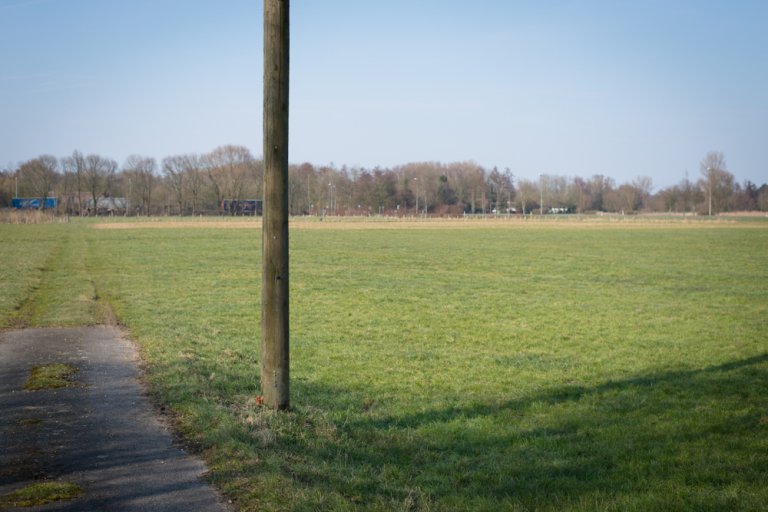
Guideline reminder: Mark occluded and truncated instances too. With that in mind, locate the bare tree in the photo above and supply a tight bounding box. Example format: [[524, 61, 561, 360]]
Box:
[[203, 145, 256, 215], [445, 162, 470, 210], [758, 185, 768, 212], [700, 151, 730, 216], [656, 185, 678, 212], [632, 176, 654, 211], [184, 154, 206, 215], [162, 155, 188, 215], [0, 164, 14, 207], [734, 180, 759, 211], [545, 175, 571, 211], [82, 154, 117, 215], [680, 171, 695, 214], [468, 165, 486, 214], [288, 162, 317, 214], [61, 151, 87, 215], [516, 179, 539, 215], [123, 155, 157, 215], [488, 167, 515, 213], [570, 177, 589, 213], [586, 175, 613, 212], [19, 155, 59, 209]]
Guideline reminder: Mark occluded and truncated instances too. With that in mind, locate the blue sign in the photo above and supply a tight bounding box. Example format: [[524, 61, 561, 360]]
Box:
[[12, 197, 58, 209]]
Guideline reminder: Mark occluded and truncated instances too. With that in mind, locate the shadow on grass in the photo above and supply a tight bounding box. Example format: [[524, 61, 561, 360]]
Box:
[[360, 353, 768, 429], [215, 353, 768, 510]]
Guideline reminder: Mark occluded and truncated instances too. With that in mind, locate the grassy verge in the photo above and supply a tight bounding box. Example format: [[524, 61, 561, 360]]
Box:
[[78, 219, 768, 511], [0, 225, 59, 328], [0, 224, 98, 328]]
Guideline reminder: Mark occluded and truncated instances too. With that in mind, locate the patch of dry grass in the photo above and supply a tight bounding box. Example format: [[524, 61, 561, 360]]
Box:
[[90, 214, 765, 231], [0, 209, 67, 224]]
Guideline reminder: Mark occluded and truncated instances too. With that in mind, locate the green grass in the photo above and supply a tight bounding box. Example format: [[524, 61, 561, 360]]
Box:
[[0, 481, 82, 508], [0, 225, 59, 328], [1, 218, 767, 510], [24, 363, 79, 391], [0, 224, 98, 328]]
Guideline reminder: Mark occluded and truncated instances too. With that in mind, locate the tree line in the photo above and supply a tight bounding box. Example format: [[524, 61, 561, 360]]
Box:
[[1, 148, 766, 216]]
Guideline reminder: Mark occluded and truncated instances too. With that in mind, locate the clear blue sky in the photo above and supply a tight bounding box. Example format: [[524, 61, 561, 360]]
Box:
[[1, 0, 766, 188]]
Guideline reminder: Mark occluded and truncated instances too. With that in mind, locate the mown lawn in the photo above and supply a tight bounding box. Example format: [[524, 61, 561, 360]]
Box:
[[2, 218, 767, 511]]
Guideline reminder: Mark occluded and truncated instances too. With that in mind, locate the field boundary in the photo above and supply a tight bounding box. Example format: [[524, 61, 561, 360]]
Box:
[[90, 214, 768, 231]]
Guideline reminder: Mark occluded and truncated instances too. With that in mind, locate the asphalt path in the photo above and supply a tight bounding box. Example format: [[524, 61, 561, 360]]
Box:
[[0, 327, 231, 511]]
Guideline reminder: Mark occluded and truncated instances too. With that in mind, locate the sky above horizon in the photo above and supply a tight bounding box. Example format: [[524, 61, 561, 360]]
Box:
[[1, 0, 766, 188]]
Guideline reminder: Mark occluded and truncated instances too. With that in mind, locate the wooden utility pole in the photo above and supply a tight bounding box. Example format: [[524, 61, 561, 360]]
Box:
[[262, 0, 290, 410]]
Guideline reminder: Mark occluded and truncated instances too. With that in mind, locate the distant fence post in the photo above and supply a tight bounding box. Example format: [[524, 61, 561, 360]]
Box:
[[262, 0, 290, 410]]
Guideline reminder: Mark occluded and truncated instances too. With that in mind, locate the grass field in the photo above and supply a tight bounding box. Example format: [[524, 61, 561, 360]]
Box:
[[1, 217, 767, 511]]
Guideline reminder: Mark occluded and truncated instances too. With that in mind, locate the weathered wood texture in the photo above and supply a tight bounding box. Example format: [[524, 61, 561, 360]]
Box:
[[262, 0, 289, 410]]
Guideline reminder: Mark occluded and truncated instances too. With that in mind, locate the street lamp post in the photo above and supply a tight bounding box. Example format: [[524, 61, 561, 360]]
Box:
[[706, 167, 713, 216], [539, 173, 544, 216], [413, 177, 418, 216]]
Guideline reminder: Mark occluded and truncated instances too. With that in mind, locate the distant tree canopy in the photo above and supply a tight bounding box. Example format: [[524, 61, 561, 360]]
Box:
[[1, 149, 766, 215]]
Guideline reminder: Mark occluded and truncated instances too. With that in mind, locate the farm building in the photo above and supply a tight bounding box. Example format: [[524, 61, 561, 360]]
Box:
[[222, 199, 263, 216], [84, 197, 127, 216]]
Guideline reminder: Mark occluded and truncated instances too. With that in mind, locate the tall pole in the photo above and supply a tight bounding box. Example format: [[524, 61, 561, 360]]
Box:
[[707, 166, 713, 217], [262, 0, 290, 410], [413, 178, 418, 215]]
